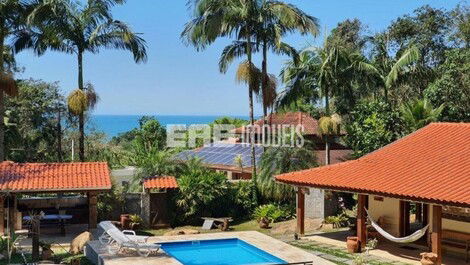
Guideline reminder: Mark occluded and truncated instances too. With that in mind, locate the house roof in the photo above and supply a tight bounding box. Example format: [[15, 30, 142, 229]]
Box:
[[0, 162, 111, 193], [143, 176, 178, 190], [276, 123, 470, 207], [233, 112, 320, 135]]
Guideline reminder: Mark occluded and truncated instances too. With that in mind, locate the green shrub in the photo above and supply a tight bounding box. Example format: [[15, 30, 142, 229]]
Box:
[[97, 184, 124, 221], [229, 181, 256, 218], [176, 159, 229, 223], [253, 204, 293, 223], [324, 214, 349, 228]]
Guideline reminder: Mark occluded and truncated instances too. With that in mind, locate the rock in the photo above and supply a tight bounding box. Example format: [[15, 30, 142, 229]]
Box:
[[163, 229, 200, 236], [69, 231, 93, 254]]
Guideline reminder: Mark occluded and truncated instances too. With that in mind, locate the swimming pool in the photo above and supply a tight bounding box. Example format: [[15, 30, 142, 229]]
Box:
[[160, 238, 287, 265]]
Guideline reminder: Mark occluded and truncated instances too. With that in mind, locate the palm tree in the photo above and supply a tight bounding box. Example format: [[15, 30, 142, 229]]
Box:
[[15, 0, 147, 161], [0, 0, 27, 161], [183, 0, 318, 182], [369, 34, 421, 102], [279, 44, 369, 164], [257, 145, 316, 202], [318, 114, 341, 165], [401, 99, 444, 133]]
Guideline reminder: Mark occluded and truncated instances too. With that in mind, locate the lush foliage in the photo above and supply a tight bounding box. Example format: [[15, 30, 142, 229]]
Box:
[[175, 159, 229, 223], [253, 204, 294, 223], [324, 214, 349, 228], [257, 146, 317, 202], [424, 48, 470, 122], [97, 184, 124, 222], [345, 101, 404, 158], [4, 79, 64, 162], [400, 99, 443, 133]]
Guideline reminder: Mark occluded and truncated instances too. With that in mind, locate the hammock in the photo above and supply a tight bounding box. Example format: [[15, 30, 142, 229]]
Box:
[[366, 209, 429, 244]]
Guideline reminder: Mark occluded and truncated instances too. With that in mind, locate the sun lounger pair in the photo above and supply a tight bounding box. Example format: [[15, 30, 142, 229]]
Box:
[[98, 221, 160, 257]]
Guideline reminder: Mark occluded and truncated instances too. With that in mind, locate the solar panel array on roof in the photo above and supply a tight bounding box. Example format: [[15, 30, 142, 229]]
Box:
[[175, 143, 264, 167]]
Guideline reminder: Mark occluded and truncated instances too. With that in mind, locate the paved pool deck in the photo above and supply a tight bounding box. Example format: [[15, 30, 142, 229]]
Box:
[[87, 231, 334, 265]]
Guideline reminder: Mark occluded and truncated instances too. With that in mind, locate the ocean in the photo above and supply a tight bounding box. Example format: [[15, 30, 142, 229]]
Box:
[[90, 115, 250, 138]]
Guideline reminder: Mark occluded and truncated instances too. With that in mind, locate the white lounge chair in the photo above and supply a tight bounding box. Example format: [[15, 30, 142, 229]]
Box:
[[106, 229, 160, 257], [98, 221, 159, 257], [98, 221, 149, 243]]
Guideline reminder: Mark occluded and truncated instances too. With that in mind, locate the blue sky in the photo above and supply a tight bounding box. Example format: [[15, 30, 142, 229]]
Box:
[[16, 0, 463, 116]]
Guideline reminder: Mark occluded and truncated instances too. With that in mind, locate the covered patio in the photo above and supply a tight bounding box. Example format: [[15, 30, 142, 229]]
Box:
[[276, 123, 470, 265], [0, 161, 112, 235]]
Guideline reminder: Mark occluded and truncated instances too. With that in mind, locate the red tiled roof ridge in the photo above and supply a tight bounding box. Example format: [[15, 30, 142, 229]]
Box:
[[276, 122, 470, 207], [0, 161, 111, 192], [277, 122, 467, 179], [143, 176, 178, 189]]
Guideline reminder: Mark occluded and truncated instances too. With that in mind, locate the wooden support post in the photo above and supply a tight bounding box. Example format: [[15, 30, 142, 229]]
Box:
[[8, 194, 17, 234], [357, 194, 367, 250], [0, 196, 4, 235], [296, 187, 305, 237], [422, 204, 430, 248], [399, 200, 411, 237], [431, 205, 442, 265], [416, 203, 422, 223], [88, 192, 98, 229]]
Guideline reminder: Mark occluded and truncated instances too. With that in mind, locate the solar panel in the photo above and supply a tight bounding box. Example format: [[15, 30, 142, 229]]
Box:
[[175, 143, 264, 167]]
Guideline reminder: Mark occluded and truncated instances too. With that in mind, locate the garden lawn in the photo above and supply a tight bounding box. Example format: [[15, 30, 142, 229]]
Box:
[[141, 219, 269, 236], [289, 240, 411, 265]]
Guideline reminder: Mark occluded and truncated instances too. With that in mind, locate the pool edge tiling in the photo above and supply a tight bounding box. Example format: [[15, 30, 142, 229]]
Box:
[[92, 231, 335, 265], [160, 238, 287, 265]]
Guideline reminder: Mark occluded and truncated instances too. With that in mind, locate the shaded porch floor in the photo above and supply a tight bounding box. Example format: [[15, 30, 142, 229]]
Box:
[[300, 230, 466, 265]]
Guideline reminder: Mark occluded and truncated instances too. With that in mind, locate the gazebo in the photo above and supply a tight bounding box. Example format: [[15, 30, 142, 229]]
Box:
[[0, 161, 112, 234], [276, 123, 470, 264]]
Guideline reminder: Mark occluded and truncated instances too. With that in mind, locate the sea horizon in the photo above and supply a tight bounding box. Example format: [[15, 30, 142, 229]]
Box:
[[90, 114, 252, 138]]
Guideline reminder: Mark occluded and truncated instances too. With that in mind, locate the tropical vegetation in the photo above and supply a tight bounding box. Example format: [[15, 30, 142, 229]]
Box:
[[0, 0, 468, 248]]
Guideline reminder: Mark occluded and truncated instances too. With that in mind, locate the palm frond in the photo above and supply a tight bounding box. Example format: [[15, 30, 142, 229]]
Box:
[[219, 40, 257, 73], [67, 89, 88, 115], [318, 114, 342, 137], [386, 46, 420, 88], [89, 20, 147, 63], [236, 60, 262, 94]]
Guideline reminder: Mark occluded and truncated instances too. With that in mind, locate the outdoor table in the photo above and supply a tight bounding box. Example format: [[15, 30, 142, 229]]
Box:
[[23, 214, 73, 236]]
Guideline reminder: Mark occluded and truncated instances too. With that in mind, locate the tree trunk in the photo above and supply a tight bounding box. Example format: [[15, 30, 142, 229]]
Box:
[[262, 40, 268, 121], [324, 88, 330, 165], [261, 40, 269, 143], [57, 107, 63, 162], [31, 219, 40, 261], [78, 52, 85, 162], [246, 29, 258, 205], [0, 23, 5, 162]]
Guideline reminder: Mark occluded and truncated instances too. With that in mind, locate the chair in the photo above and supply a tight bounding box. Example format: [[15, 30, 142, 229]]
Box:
[[106, 229, 160, 257], [98, 221, 159, 257]]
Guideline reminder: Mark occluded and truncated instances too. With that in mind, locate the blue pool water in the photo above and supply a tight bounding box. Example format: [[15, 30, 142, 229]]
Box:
[[160, 238, 287, 265]]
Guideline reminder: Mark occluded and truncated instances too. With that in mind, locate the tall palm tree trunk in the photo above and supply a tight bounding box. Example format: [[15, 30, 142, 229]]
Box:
[[57, 107, 63, 162], [261, 40, 269, 142], [246, 30, 257, 186], [77, 51, 85, 162], [324, 87, 330, 165], [0, 23, 5, 162]]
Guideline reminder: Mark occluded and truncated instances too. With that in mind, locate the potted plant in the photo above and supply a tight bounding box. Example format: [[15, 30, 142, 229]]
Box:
[[253, 204, 284, 229], [39, 241, 54, 260], [346, 236, 359, 253], [129, 215, 143, 230]]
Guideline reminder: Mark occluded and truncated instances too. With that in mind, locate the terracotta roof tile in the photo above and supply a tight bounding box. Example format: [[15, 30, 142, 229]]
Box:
[[143, 176, 178, 190], [0, 162, 111, 192], [276, 123, 470, 207]]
